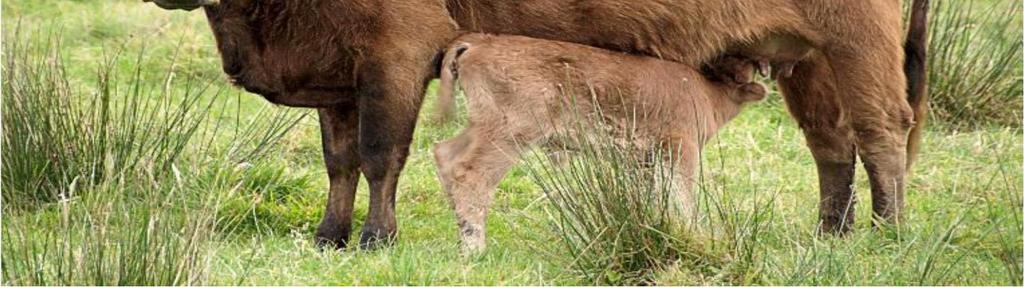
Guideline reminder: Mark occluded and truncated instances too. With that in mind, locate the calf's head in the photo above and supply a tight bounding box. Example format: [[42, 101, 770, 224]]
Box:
[[707, 56, 766, 109], [729, 83, 767, 105], [710, 57, 767, 122]]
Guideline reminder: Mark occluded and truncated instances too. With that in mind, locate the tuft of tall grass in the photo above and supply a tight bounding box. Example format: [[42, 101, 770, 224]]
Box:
[[1, 30, 214, 208], [989, 166, 1023, 285], [689, 160, 777, 284], [1, 28, 306, 285], [522, 93, 779, 284], [925, 0, 1022, 129], [526, 131, 693, 284], [522, 100, 721, 284], [191, 102, 313, 235], [0, 29, 219, 285]]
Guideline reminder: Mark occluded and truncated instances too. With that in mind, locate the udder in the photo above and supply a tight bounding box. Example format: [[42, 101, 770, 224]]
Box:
[[741, 33, 816, 79], [704, 33, 816, 83]]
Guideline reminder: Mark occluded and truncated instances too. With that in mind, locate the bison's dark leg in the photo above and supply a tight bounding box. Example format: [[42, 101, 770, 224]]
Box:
[[355, 65, 429, 249], [777, 53, 858, 234], [817, 10, 911, 227], [314, 103, 361, 249], [826, 54, 910, 228]]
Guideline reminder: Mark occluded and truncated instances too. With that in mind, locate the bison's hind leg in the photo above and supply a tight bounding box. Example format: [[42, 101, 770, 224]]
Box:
[[778, 52, 858, 235], [826, 51, 912, 227]]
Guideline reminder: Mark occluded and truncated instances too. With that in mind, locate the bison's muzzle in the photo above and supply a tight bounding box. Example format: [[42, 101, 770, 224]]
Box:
[[143, 0, 218, 11]]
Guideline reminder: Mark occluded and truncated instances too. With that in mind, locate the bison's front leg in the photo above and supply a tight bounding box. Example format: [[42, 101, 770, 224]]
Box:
[[315, 102, 361, 249], [355, 63, 431, 249]]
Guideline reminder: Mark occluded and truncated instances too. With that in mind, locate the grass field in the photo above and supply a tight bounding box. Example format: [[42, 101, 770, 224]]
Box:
[[2, 0, 1022, 285]]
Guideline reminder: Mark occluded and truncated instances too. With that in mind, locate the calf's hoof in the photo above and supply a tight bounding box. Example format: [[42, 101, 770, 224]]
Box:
[[459, 234, 486, 255], [458, 222, 487, 255]]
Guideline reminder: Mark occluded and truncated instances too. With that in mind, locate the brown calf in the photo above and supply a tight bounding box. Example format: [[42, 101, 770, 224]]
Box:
[[432, 34, 766, 252]]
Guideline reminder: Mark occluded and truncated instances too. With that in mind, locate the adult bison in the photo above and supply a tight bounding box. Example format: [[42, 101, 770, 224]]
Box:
[[144, 0, 929, 249]]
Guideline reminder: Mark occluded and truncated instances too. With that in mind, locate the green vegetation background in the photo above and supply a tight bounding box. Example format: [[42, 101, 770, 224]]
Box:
[[2, 0, 1021, 285]]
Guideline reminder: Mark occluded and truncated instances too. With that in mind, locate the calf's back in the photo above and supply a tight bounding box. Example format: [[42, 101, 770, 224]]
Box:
[[447, 34, 748, 147]]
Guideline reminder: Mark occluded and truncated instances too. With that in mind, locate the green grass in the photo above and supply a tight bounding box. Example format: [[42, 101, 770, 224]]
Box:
[[2, 0, 1021, 285], [2, 181, 218, 285]]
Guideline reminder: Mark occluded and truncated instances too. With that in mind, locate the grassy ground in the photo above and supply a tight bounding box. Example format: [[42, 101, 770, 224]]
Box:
[[3, 0, 1021, 285]]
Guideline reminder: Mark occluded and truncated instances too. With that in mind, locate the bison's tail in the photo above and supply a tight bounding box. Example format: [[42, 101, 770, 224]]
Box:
[[433, 42, 471, 124], [904, 0, 929, 170]]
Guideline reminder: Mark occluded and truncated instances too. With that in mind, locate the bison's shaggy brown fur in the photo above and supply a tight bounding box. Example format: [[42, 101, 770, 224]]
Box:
[[433, 34, 767, 252], [146, 0, 928, 248], [200, 0, 459, 249]]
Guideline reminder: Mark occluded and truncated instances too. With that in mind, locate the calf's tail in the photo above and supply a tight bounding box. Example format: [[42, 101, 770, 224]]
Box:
[[904, 0, 930, 170], [433, 42, 471, 124]]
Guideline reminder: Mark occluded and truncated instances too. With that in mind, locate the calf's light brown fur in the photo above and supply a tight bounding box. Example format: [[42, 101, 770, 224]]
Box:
[[433, 34, 766, 252]]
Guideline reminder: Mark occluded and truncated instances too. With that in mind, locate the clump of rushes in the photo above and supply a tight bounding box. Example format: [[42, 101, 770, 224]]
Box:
[[0, 29, 217, 285], [523, 93, 781, 284], [523, 106, 713, 285], [1, 30, 213, 208], [1, 28, 305, 285], [926, 0, 1022, 129], [990, 167, 1023, 285]]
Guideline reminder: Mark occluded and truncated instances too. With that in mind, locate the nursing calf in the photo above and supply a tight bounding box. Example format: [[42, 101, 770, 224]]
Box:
[[432, 34, 766, 252]]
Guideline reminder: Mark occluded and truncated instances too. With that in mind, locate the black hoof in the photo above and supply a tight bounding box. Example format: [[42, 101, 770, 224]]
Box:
[[817, 219, 854, 236], [870, 216, 902, 238], [315, 224, 351, 250], [359, 227, 396, 250]]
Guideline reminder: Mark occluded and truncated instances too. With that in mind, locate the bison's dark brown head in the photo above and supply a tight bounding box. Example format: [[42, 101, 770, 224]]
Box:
[[143, 0, 219, 11], [144, 0, 371, 107]]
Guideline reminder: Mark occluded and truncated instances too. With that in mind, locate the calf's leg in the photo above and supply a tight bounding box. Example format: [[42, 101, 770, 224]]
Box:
[[434, 130, 520, 253]]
